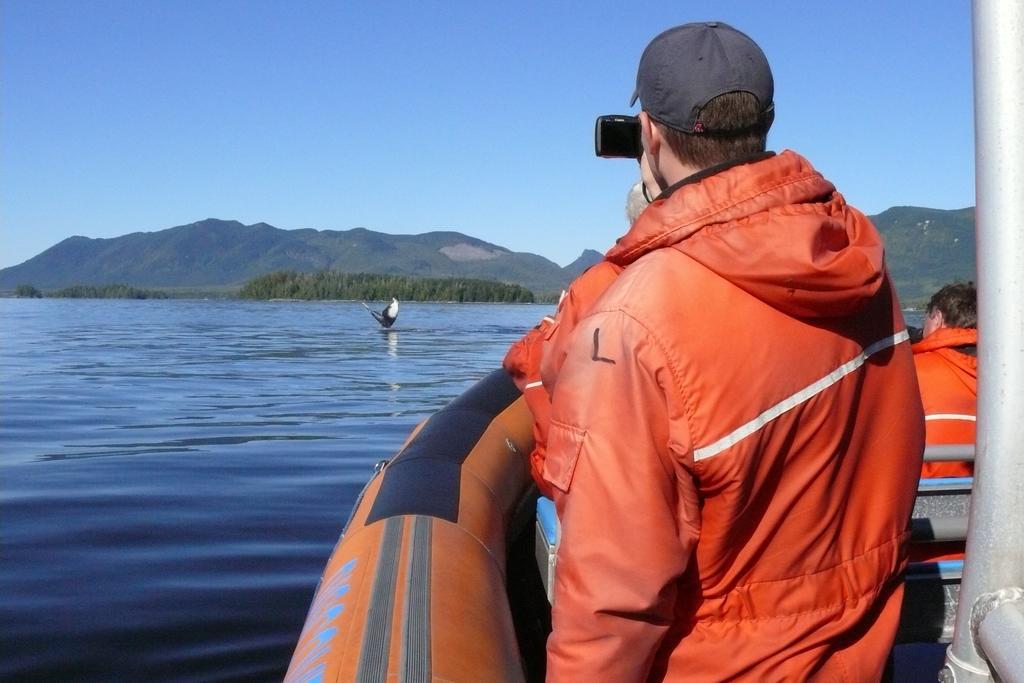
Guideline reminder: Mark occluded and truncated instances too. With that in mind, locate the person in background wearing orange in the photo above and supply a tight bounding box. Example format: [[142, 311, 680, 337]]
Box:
[[914, 281, 977, 478], [502, 178, 649, 497], [542, 22, 923, 682]]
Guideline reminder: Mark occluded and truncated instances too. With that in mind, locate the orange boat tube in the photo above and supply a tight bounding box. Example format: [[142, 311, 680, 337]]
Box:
[[285, 369, 536, 683]]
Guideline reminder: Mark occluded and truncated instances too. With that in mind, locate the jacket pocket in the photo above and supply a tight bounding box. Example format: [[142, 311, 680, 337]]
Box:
[[542, 420, 586, 493]]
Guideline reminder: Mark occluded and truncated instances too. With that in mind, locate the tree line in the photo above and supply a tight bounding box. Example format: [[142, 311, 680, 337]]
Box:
[[15, 284, 44, 298], [14, 283, 169, 299], [238, 271, 535, 303]]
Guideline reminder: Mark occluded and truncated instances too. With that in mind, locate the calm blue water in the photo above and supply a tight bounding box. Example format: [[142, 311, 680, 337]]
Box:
[[0, 299, 550, 682]]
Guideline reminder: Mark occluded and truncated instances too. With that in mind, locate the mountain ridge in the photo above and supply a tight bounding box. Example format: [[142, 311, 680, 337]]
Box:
[[0, 207, 975, 303], [870, 205, 975, 303], [0, 219, 594, 297]]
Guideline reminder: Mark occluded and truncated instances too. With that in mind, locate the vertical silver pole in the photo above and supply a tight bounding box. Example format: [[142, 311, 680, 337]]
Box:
[[944, 0, 1024, 680]]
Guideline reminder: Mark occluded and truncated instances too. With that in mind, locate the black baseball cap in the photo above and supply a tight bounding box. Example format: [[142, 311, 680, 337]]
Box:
[[630, 22, 774, 134]]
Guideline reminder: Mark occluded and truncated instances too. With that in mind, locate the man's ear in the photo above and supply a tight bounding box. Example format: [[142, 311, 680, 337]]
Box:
[[924, 307, 945, 337], [639, 111, 661, 158]]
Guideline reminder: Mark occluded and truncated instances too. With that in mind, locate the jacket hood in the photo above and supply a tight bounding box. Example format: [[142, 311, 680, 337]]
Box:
[[605, 151, 886, 318], [912, 327, 978, 378]]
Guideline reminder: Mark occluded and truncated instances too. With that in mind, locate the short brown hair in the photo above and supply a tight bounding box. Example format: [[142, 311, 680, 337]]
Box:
[[655, 91, 770, 169], [928, 281, 977, 329]]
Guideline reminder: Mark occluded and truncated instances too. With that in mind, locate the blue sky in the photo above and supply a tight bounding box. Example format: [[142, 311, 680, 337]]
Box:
[[0, 0, 974, 270]]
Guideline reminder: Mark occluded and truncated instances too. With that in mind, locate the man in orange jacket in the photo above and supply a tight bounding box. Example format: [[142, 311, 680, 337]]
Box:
[[542, 23, 924, 681], [914, 281, 977, 478]]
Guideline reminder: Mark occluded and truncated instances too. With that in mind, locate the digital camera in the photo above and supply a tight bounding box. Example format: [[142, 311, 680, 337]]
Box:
[[595, 115, 642, 159]]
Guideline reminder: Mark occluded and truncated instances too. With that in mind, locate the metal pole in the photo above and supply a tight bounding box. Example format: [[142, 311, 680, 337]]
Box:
[[976, 596, 1024, 682], [944, 0, 1024, 680]]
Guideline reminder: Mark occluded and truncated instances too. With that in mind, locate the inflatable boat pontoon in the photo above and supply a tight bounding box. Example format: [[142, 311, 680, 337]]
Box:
[[284, 370, 541, 683]]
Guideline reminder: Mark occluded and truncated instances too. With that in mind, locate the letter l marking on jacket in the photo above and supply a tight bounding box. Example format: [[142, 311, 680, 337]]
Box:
[[592, 328, 616, 364]]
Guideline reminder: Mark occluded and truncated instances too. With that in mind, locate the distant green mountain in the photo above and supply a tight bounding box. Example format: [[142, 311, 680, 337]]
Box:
[[871, 206, 976, 305], [0, 219, 589, 298], [0, 208, 976, 304]]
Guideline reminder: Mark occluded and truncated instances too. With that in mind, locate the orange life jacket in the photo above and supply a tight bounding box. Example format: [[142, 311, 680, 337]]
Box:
[[913, 327, 977, 478], [542, 151, 924, 682]]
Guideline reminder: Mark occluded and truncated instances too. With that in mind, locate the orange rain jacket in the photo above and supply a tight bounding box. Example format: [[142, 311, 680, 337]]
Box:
[[503, 261, 622, 498], [542, 151, 924, 682], [913, 327, 977, 478]]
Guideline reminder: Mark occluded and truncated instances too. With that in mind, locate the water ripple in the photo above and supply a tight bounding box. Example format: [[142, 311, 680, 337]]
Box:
[[0, 299, 552, 681]]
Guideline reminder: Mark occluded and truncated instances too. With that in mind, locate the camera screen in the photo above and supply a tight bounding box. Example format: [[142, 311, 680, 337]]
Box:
[[595, 115, 641, 158]]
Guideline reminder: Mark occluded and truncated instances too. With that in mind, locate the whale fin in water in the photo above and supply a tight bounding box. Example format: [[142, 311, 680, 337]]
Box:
[[363, 299, 399, 328]]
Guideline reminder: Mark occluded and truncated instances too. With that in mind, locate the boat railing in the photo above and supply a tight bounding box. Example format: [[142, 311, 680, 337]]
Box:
[[923, 445, 974, 462], [903, 476, 973, 644]]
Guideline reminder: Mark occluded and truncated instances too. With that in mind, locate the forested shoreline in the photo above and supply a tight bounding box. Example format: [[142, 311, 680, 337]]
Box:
[[238, 271, 535, 303], [10, 272, 537, 302], [14, 284, 169, 299]]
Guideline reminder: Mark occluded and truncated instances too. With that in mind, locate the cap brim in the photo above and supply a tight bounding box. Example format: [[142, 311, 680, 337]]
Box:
[[630, 89, 639, 107]]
